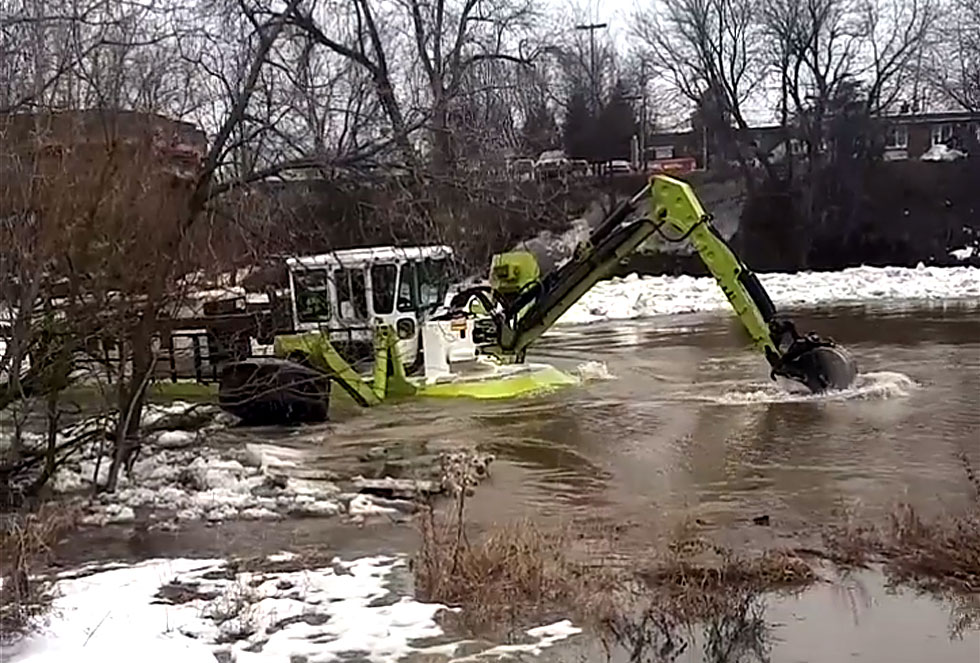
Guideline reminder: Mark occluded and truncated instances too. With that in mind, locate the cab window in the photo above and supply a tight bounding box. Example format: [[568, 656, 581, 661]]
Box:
[[418, 258, 451, 309], [397, 262, 417, 312], [294, 269, 331, 322], [371, 263, 397, 314], [335, 268, 368, 320]]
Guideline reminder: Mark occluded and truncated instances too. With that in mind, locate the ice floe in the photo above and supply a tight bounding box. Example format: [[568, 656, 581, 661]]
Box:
[[558, 265, 980, 325]]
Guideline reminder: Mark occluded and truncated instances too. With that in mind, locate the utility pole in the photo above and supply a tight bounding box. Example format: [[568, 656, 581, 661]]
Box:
[[575, 22, 607, 111], [624, 93, 642, 168], [640, 58, 648, 173]]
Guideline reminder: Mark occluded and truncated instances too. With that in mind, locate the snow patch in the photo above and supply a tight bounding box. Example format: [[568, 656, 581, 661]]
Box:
[[349, 493, 400, 517], [6, 556, 580, 663], [140, 401, 197, 428], [558, 266, 980, 325], [921, 144, 967, 161], [60, 444, 344, 525], [154, 430, 198, 448], [950, 245, 976, 261]]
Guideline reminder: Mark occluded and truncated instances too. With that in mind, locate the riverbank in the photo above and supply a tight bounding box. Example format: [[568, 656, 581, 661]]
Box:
[[4, 496, 978, 663]]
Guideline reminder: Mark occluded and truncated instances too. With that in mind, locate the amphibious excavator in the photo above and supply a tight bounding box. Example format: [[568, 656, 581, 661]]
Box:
[[218, 175, 857, 423]]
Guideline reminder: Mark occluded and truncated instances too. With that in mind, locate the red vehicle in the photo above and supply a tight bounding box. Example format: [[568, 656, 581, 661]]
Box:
[[649, 157, 698, 175]]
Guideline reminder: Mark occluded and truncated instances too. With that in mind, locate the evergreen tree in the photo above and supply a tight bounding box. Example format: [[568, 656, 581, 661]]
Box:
[[521, 101, 560, 156], [595, 80, 638, 161], [563, 89, 594, 159]]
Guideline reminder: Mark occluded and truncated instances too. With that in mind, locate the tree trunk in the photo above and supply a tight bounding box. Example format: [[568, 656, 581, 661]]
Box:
[[105, 316, 152, 492], [430, 93, 453, 174], [28, 388, 60, 496]]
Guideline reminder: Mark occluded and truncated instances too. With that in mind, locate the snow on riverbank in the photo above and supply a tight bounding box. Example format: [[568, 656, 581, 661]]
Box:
[[37, 403, 340, 525], [6, 555, 580, 663], [558, 265, 980, 325], [44, 403, 493, 528]]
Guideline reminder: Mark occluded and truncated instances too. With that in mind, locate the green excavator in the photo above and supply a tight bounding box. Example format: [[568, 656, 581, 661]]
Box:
[[443, 174, 856, 392], [218, 175, 857, 423]]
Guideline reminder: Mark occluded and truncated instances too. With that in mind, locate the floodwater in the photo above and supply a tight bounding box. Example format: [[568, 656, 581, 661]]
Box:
[[240, 301, 980, 547], [255, 301, 979, 662], [59, 301, 980, 661]]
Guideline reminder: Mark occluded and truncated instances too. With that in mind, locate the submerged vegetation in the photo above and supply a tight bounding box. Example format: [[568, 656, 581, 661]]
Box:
[[415, 473, 980, 661], [825, 504, 980, 594], [0, 503, 77, 640]]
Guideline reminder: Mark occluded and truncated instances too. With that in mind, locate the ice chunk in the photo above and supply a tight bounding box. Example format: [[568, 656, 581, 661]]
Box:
[[154, 430, 197, 448], [240, 507, 281, 520], [559, 266, 980, 325], [104, 505, 136, 524], [348, 494, 399, 517], [289, 500, 342, 518]]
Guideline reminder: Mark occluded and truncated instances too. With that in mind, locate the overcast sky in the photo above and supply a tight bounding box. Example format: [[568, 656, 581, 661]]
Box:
[[556, 0, 636, 47]]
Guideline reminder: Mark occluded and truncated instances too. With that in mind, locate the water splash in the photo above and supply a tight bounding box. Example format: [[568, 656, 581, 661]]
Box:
[[575, 360, 616, 382], [689, 371, 917, 405]]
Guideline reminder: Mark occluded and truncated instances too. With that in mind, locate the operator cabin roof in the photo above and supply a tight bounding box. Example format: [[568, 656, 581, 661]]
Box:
[[288, 245, 453, 269]]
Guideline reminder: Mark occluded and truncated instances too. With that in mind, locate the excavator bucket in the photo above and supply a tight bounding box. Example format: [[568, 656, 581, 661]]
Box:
[[768, 321, 858, 393]]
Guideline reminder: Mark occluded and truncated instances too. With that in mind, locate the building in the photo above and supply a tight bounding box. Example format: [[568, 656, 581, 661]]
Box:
[[644, 109, 980, 169], [881, 110, 980, 160], [1, 110, 207, 220]]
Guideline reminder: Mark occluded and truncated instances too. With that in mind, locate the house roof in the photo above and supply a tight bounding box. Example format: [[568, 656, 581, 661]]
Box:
[[288, 245, 453, 269], [881, 110, 980, 125]]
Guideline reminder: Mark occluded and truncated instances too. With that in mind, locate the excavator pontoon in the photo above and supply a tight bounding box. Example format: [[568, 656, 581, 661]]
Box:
[[218, 175, 857, 423]]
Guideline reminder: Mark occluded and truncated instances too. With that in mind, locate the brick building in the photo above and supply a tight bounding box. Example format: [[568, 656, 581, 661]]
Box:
[[644, 109, 980, 169]]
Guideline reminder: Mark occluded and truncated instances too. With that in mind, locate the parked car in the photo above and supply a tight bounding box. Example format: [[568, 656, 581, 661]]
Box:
[[570, 159, 590, 177], [921, 144, 967, 162], [608, 159, 633, 175], [535, 150, 569, 178]]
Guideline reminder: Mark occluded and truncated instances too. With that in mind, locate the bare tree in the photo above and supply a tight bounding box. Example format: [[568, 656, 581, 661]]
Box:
[[926, 0, 980, 110], [633, 0, 770, 180], [858, 0, 937, 113], [286, 0, 540, 172]]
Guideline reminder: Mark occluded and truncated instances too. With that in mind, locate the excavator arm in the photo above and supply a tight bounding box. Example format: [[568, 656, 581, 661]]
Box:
[[451, 174, 857, 393]]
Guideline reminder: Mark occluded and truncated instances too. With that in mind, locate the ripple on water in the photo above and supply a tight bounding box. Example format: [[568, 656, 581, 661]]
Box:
[[679, 371, 918, 405]]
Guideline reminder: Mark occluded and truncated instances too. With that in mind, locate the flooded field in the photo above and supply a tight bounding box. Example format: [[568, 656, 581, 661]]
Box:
[[32, 301, 980, 662]]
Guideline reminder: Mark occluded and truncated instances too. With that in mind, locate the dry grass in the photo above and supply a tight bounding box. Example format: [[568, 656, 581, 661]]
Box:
[[414, 504, 607, 632], [414, 487, 817, 649], [415, 473, 978, 656], [600, 584, 771, 663], [823, 453, 980, 595], [593, 532, 815, 663], [0, 502, 78, 640], [414, 450, 609, 631], [829, 504, 980, 594], [638, 550, 816, 621]]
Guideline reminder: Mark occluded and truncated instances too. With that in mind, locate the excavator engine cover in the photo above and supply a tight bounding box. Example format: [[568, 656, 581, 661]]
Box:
[[490, 251, 540, 296]]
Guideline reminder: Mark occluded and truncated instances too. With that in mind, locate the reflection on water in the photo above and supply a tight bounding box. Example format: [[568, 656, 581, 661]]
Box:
[[545, 567, 980, 663]]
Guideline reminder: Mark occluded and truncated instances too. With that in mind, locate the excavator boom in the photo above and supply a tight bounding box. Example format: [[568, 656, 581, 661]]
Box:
[[452, 174, 857, 393]]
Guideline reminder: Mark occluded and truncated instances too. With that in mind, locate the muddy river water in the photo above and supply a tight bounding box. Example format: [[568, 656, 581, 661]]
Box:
[[259, 302, 980, 540], [59, 301, 980, 662]]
